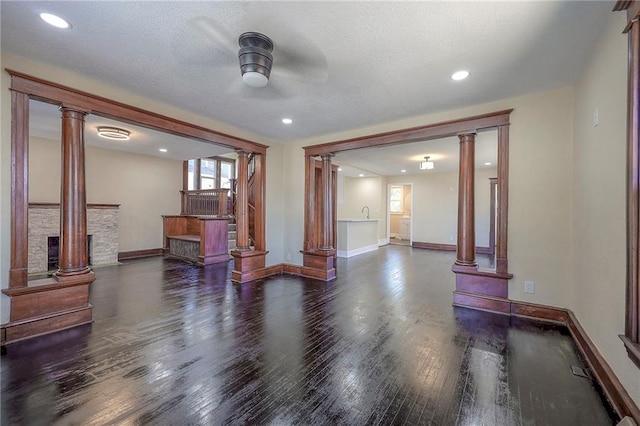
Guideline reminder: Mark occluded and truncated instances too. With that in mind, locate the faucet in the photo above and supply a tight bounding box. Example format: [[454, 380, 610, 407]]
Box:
[[361, 206, 370, 219]]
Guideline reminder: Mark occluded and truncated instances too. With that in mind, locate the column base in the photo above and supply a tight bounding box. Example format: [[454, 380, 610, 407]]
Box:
[[451, 264, 512, 313], [452, 264, 511, 298], [1, 272, 95, 345], [301, 250, 337, 281], [230, 250, 269, 283]]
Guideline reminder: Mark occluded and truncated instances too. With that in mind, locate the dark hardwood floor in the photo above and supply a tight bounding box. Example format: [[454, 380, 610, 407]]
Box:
[[2, 246, 616, 425]]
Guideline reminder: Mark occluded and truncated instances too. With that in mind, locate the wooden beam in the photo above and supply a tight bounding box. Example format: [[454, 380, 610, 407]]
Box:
[[303, 109, 512, 156], [6, 69, 268, 155]]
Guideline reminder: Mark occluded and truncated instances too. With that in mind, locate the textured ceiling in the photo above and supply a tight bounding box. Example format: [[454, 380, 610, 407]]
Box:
[[1, 1, 613, 147]]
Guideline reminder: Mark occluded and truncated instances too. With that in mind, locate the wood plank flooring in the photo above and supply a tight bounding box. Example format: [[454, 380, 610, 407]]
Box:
[[1, 246, 616, 425]]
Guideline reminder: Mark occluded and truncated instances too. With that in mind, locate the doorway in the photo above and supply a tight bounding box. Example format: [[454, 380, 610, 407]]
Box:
[[388, 183, 412, 246]]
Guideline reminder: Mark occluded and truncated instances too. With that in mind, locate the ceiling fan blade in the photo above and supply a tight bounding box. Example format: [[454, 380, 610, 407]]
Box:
[[189, 16, 237, 55], [271, 40, 329, 83]]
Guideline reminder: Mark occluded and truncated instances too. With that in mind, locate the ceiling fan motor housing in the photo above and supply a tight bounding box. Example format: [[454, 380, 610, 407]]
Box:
[[238, 32, 274, 80]]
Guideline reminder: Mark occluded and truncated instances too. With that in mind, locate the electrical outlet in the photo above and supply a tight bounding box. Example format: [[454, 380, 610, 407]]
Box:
[[524, 281, 535, 294]]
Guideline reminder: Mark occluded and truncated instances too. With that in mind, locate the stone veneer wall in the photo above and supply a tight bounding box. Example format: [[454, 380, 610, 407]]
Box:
[[28, 203, 120, 274]]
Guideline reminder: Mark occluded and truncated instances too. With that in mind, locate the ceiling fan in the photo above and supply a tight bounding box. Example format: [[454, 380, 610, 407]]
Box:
[[180, 17, 329, 97], [238, 32, 274, 88]]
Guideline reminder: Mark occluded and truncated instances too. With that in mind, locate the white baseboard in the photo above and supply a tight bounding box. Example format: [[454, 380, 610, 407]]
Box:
[[378, 238, 389, 246], [337, 244, 379, 258]]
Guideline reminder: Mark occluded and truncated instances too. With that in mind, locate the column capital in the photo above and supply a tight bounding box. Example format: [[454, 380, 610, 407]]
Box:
[[458, 132, 477, 142], [59, 104, 91, 115]]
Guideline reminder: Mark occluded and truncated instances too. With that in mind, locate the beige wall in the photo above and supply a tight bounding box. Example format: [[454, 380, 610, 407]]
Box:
[[1, 12, 637, 405], [387, 167, 496, 247], [572, 12, 638, 404], [338, 175, 387, 241], [0, 53, 285, 323], [284, 87, 575, 309], [28, 137, 182, 251]]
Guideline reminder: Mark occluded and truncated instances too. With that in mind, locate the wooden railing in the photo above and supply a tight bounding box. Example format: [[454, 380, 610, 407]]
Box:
[[180, 189, 232, 216]]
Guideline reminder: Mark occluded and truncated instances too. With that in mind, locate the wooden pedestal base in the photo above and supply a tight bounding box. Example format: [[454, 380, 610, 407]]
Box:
[[452, 264, 512, 312], [230, 250, 269, 283], [1, 272, 95, 345], [300, 250, 337, 281]]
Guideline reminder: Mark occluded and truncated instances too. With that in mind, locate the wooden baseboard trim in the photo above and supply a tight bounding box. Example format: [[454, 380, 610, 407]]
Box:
[[509, 300, 568, 324], [412, 241, 492, 254], [463, 297, 639, 422], [118, 248, 164, 261], [566, 311, 640, 422]]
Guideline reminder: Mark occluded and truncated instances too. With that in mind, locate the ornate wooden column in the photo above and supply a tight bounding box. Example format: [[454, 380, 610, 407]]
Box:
[[455, 133, 477, 269], [231, 150, 268, 283], [253, 153, 266, 252], [2, 103, 94, 345], [453, 131, 512, 313], [9, 90, 29, 288], [496, 124, 510, 274], [319, 154, 334, 251], [304, 154, 317, 252], [301, 153, 336, 281], [234, 150, 250, 251], [54, 107, 93, 282]]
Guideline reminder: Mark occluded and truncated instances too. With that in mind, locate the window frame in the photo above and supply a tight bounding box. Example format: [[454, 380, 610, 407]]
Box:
[[617, 0, 640, 368], [184, 156, 236, 191]]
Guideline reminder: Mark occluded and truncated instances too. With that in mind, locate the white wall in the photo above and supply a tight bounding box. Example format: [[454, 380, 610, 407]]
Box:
[[28, 137, 182, 252], [572, 12, 638, 404]]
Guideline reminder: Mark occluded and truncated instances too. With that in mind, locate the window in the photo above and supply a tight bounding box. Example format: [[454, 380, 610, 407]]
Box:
[[200, 159, 216, 189], [390, 186, 403, 213], [185, 157, 235, 190]]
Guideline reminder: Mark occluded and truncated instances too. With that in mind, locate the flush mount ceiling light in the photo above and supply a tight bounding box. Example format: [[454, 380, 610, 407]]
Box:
[[97, 127, 130, 140], [282, 118, 293, 124], [451, 70, 469, 81], [238, 32, 274, 88], [40, 12, 71, 29], [419, 156, 434, 170]]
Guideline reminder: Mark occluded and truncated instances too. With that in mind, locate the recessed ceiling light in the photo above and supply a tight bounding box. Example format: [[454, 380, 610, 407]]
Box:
[[337, 167, 343, 171], [282, 118, 293, 124], [159, 148, 168, 153], [359, 174, 364, 177], [401, 169, 407, 173], [484, 162, 492, 166], [40, 12, 71, 29], [451, 70, 469, 81], [97, 127, 130, 140]]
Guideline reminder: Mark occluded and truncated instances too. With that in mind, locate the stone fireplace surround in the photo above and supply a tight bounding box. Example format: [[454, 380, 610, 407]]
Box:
[[28, 203, 119, 274]]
